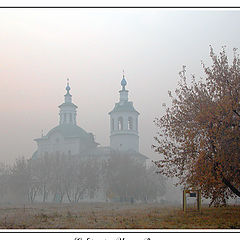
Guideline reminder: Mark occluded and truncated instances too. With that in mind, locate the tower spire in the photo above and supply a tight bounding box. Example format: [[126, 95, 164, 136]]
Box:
[[64, 78, 72, 103], [119, 72, 128, 102], [59, 79, 77, 125], [66, 78, 71, 95], [121, 70, 127, 91]]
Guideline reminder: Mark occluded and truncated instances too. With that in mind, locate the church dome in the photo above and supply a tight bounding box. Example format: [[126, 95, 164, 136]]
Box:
[[46, 124, 97, 145]]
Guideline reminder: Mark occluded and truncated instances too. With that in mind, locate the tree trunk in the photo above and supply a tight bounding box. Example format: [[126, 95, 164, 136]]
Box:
[[42, 184, 48, 202], [65, 189, 72, 203], [212, 156, 240, 199], [222, 175, 240, 197]]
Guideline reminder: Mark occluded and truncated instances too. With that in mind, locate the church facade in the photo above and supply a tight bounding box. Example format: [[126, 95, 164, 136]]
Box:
[[33, 75, 147, 163]]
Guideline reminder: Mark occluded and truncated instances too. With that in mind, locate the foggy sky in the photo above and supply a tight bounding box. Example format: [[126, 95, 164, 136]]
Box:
[[1, 8, 240, 164]]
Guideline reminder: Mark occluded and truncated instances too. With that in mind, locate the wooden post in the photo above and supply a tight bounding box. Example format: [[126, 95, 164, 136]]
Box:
[[197, 190, 201, 212], [183, 190, 186, 212]]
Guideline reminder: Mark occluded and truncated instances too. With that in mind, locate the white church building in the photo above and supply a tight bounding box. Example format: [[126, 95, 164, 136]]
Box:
[[33, 75, 147, 164]]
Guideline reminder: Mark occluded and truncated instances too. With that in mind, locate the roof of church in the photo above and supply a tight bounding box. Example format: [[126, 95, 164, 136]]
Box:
[[109, 101, 139, 114], [47, 124, 89, 137], [32, 150, 38, 160], [58, 102, 78, 108], [35, 124, 98, 145]]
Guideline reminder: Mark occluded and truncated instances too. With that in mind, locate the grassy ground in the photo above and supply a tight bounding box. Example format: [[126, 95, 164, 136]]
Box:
[[0, 202, 239, 229]]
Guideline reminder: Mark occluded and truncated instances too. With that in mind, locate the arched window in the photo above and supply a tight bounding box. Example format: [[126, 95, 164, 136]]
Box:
[[128, 117, 133, 130], [69, 113, 72, 123], [64, 113, 66, 123], [118, 117, 123, 130], [111, 118, 114, 131]]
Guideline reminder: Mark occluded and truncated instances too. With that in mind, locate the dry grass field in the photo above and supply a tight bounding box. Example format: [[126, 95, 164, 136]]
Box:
[[0, 202, 239, 229]]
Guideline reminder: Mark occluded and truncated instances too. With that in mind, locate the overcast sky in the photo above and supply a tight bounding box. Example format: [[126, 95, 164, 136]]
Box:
[[1, 8, 240, 164]]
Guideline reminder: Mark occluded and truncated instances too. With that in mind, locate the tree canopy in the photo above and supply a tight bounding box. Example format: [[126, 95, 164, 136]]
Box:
[[105, 151, 166, 202], [153, 46, 240, 206]]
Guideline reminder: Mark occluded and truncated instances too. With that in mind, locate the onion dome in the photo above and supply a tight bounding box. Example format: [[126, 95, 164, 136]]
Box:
[[121, 75, 127, 90]]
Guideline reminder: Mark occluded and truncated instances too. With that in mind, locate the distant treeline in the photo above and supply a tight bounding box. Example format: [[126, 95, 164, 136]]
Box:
[[0, 152, 166, 204]]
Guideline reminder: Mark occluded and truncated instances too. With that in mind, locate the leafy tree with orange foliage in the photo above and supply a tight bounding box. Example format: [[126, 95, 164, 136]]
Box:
[[153, 46, 240, 206]]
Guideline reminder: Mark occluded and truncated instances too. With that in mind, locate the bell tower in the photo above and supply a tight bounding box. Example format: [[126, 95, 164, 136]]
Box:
[[109, 73, 139, 152]]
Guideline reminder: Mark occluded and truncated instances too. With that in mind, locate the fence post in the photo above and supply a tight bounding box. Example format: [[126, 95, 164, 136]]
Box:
[[197, 190, 201, 212], [183, 190, 186, 212]]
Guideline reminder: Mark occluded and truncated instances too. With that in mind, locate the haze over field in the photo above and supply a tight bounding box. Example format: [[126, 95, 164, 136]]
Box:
[[1, 10, 240, 204], [0, 9, 239, 163]]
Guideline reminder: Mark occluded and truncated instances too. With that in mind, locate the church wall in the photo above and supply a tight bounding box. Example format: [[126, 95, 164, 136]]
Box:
[[78, 139, 91, 153], [110, 134, 139, 152], [37, 133, 80, 157], [110, 110, 139, 152], [62, 138, 79, 155]]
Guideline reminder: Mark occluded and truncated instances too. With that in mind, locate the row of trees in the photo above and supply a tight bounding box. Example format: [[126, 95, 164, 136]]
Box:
[[0, 155, 99, 204], [153, 46, 240, 206], [0, 151, 166, 204]]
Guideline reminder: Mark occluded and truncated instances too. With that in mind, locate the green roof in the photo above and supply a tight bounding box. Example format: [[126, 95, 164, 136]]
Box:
[[109, 101, 139, 114], [32, 150, 38, 160], [47, 124, 88, 137], [58, 102, 78, 108], [35, 124, 98, 146]]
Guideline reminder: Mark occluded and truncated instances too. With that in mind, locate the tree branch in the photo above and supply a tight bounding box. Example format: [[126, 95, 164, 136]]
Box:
[[221, 174, 240, 197], [233, 109, 240, 118]]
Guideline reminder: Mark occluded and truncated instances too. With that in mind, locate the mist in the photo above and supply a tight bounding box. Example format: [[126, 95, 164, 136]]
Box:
[[1, 8, 240, 209]]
